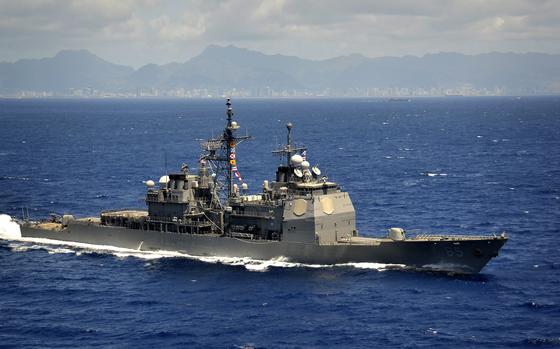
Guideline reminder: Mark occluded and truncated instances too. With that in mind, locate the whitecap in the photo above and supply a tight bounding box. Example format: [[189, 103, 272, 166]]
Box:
[[422, 172, 447, 177]]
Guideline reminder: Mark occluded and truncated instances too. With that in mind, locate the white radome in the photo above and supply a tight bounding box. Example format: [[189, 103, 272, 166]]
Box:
[[145, 179, 155, 187], [301, 160, 310, 169], [290, 154, 303, 166], [158, 175, 170, 184]]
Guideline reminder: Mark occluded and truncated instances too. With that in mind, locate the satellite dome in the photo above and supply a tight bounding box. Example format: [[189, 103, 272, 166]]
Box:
[[145, 179, 155, 187], [158, 175, 170, 184], [301, 160, 310, 169], [290, 154, 303, 166]]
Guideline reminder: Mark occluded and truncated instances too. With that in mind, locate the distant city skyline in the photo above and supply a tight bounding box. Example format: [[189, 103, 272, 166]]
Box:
[[1, 0, 559, 68]]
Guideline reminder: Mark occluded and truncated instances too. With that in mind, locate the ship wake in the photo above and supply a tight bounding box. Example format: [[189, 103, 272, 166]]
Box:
[[0, 214, 402, 272]]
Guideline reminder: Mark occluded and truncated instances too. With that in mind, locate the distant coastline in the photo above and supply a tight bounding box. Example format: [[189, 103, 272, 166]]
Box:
[[1, 45, 559, 98]]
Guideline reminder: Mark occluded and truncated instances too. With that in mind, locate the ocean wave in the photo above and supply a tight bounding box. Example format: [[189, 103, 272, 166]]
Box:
[[0, 176, 31, 181], [403, 179, 422, 187], [0, 214, 401, 273], [521, 301, 558, 310], [523, 337, 560, 346]]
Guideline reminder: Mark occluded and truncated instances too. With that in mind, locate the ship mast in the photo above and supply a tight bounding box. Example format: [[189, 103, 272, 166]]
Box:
[[200, 98, 251, 201], [272, 122, 307, 167], [286, 122, 292, 167], [225, 99, 235, 198]]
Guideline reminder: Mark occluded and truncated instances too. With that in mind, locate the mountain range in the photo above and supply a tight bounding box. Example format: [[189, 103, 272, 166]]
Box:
[[1, 45, 559, 96]]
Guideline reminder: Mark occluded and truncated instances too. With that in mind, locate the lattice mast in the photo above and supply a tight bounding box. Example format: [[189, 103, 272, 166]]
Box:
[[225, 99, 235, 198], [200, 98, 251, 202]]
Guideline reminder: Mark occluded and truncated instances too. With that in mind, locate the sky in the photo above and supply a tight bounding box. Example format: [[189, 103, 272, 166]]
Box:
[[1, 0, 559, 68]]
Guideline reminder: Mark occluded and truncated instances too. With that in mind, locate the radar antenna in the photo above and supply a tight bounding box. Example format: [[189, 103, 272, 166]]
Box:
[[200, 98, 252, 202], [272, 122, 307, 166]]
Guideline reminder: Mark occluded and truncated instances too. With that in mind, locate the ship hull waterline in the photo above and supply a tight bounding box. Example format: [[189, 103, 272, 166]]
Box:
[[20, 222, 507, 274]]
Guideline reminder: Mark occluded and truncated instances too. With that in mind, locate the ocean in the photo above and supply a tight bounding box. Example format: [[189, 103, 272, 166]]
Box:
[[0, 97, 559, 348]]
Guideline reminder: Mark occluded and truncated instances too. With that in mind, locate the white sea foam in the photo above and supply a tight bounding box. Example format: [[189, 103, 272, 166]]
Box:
[[0, 214, 22, 239], [423, 172, 447, 177], [47, 247, 76, 254], [0, 213, 401, 272], [342, 262, 395, 270]]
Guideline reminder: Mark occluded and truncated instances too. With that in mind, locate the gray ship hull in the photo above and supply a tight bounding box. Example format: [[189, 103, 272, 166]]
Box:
[[20, 221, 507, 274]]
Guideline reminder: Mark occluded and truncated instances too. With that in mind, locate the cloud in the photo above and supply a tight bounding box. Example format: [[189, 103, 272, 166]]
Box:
[[0, 0, 137, 33], [150, 14, 206, 41], [0, 0, 559, 67]]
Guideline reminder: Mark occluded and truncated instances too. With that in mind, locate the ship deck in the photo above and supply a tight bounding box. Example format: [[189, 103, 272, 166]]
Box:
[[343, 233, 506, 245]]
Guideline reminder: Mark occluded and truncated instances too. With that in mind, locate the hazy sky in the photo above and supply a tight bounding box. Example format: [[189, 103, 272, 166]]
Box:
[[1, 0, 559, 67]]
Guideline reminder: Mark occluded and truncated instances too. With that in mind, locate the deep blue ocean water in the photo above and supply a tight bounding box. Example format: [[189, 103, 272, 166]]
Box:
[[0, 97, 559, 348]]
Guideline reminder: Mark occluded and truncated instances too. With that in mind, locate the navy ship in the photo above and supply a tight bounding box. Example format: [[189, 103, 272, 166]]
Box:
[[20, 99, 507, 273]]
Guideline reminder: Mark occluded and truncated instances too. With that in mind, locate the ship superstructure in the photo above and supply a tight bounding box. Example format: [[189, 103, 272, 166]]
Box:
[[101, 99, 356, 244]]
